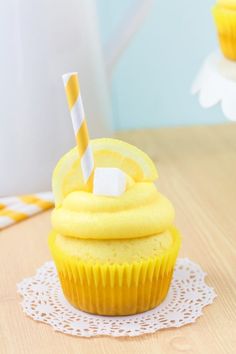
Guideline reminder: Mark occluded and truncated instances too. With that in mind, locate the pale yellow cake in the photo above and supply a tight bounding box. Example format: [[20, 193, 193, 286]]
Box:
[[49, 138, 181, 315]]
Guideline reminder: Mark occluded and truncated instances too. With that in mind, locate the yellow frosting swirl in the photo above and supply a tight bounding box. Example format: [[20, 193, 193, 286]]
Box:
[[217, 0, 236, 9], [51, 182, 175, 240]]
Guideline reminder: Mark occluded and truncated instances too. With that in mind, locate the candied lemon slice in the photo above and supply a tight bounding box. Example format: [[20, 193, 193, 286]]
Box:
[[52, 138, 158, 205]]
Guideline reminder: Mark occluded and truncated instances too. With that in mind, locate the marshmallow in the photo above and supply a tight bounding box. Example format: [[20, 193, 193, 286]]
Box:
[[93, 167, 126, 197]]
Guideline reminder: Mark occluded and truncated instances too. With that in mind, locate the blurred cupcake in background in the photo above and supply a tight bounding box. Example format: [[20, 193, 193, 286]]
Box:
[[212, 1, 236, 60]]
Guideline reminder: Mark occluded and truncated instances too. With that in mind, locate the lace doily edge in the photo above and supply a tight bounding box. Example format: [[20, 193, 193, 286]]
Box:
[[16, 258, 217, 338]]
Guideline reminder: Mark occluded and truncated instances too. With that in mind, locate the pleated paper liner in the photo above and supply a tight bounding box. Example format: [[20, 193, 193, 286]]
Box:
[[213, 5, 236, 60], [48, 227, 181, 316]]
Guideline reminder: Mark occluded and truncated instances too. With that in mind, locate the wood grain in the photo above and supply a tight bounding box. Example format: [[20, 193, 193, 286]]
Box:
[[1, 123, 236, 354]]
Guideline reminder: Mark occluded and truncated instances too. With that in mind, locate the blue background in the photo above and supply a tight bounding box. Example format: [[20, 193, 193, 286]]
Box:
[[97, 0, 226, 130]]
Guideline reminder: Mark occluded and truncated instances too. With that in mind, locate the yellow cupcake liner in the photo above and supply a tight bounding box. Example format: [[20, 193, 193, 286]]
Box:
[[213, 5, 236, 60], [48, 227, 181, 316]]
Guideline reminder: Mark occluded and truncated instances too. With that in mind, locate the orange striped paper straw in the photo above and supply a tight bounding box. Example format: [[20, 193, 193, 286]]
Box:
[[62, 73, 94, 186]]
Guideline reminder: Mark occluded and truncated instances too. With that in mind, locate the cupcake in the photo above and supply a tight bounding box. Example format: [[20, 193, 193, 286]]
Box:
[[212, 0, 236, 60], [49, 138, 181, 315]]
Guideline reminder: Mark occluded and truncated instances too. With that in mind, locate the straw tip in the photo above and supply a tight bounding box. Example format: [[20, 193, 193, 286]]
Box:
[[62, 72, 78, 86]]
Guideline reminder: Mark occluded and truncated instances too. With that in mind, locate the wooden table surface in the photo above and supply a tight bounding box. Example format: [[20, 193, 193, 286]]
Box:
[[1, 124, 236, 354]]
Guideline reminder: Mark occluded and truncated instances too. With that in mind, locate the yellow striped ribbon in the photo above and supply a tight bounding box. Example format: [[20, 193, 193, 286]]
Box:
[[62, 73, 94, 188], [0, 193, 54, 230]]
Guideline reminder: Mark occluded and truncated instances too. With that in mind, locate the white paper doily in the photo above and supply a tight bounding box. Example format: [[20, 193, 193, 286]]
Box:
[[17, 258, 216, 337], [192, 51, 236, 121]]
